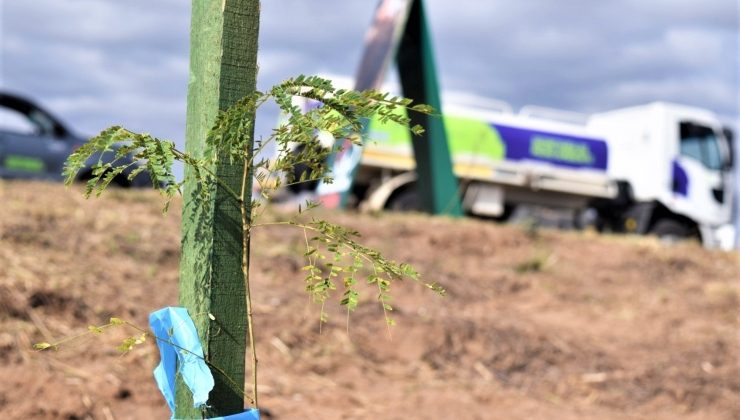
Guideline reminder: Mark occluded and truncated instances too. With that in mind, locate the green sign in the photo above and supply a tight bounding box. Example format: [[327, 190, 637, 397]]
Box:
[[530, 136, 595, 164], [4, 155, 45, 172]]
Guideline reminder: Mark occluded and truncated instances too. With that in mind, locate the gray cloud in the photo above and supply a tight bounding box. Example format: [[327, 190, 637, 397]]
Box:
[[1, 0, 189, 141], [425, 1, 737, 116], [0, 0, 736, 143]]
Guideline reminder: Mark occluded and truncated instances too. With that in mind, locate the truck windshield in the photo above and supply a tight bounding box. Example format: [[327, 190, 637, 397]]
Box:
[[679, 122, 722, 171]]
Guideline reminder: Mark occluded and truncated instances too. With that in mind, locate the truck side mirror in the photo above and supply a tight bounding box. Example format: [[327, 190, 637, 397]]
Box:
[[722, 126, 734, 169]]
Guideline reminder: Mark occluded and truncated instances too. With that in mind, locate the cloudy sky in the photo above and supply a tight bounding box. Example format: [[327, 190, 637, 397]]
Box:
[[1, 0, 737, 143]]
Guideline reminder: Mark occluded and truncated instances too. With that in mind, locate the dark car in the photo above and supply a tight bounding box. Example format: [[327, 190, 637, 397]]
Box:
[[0, 91, 150, 187]]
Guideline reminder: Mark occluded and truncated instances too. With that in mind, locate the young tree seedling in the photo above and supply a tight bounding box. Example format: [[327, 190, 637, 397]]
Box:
[[53, 75, 444, 415]]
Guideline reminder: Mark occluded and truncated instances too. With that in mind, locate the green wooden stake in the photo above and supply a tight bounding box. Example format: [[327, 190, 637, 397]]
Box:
[[178, 0, 260, 418], [396, 0, 462, 216]]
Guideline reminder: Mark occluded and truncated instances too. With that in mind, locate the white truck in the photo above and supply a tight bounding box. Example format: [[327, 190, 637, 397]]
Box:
[[295, 99, 736, 250]]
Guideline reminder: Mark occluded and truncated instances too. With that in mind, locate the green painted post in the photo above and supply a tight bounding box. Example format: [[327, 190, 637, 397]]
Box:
[[396, 0, 462, 216], [177, 0, 260, 418]]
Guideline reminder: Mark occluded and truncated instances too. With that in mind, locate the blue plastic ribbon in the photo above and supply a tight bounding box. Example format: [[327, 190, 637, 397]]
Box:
[[149, 307, 260, 420]]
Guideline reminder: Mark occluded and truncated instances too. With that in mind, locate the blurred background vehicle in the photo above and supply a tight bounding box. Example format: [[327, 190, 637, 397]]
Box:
[[0, 91, 152, 187], [289, 95, 736, 250]]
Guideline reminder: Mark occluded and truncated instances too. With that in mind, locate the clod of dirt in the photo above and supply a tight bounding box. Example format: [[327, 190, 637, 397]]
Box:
[[27, 289, 88, 320], [115, 388, 132, 400]]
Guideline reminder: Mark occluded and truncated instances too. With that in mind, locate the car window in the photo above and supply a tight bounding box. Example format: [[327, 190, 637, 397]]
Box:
[[0, 106, 38, 135], [679, 122, 722, 170]]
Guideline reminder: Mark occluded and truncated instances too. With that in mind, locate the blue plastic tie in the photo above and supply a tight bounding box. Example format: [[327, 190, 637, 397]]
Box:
[[149, 307, 260, 420]]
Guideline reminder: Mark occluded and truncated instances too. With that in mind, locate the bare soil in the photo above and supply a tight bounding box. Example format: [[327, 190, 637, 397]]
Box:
[[0, 180, 738, 419]]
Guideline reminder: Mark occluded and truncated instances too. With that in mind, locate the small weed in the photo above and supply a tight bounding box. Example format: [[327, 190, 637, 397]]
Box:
[[514, 251, 554, 274]]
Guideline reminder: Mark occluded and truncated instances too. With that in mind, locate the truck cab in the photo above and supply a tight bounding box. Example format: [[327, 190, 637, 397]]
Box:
[[588, 103, 734, 248]]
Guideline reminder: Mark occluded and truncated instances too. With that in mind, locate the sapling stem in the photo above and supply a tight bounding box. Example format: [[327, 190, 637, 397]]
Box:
[[240, 144, 258, 408]]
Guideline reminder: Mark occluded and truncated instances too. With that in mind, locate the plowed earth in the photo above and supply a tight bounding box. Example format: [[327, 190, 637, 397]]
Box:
[[0, 181, 738, 419]]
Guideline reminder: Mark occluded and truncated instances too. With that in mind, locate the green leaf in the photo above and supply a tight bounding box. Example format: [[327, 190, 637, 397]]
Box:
[[33, 342, 55, 351], [410, 124, 425, 136], [109, 317, 125, 326], [410, 104, 434, 114]]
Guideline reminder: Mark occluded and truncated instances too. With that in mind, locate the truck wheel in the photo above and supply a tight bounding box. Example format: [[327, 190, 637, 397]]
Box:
[[649, 219, 690, 241], [114, 175, 132, 188], [387, 188, 420, 212]]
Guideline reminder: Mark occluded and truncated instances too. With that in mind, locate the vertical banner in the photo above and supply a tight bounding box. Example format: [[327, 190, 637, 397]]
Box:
[[354, 0, 414, 91], [316, 0, 413, 208]]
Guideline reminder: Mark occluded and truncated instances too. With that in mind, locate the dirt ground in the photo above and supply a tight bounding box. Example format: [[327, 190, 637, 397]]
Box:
[[0, 180, 738, 420]]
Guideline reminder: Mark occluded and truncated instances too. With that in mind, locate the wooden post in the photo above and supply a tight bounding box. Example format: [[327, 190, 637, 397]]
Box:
[[396, 0, 462, 216], [178, 0, 260, 418]]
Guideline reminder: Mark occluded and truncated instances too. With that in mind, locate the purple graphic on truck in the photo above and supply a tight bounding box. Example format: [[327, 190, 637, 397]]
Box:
[[492, 123, 609, 171], [671, 160, 689, 196]]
